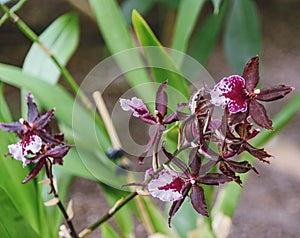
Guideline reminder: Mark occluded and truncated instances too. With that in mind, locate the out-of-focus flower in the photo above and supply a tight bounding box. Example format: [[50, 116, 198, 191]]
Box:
[[0, 92, 71, 184]]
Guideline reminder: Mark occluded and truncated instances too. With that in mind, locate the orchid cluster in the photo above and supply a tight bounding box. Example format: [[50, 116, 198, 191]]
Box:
[[0, 92, 71, 184], [120, 56, 293, 225]]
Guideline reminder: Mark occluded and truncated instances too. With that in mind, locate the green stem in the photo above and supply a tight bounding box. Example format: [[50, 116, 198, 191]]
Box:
[[0, 3, 92, 109], [78, 192, 138, 238], [45, 160, 78, 238], [0, 0, 27, 26]]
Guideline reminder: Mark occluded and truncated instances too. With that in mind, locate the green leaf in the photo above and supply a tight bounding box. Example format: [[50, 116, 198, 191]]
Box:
[[89, 0, 155, 101], [0, 187, 40, 238], [188, 0, 228, 65], [141, 197, 179, 236], [0, 130, 41, 236], [132, 10, 190, 100], [101, 223, 121, 238], [23, 13, 79, 85], [224, 0, 261, 74], [166, 200, 198, 237], [212, 0, 222, 14], [121, 0, 155, 24], [172, 0, 205, 54], [101, 185, 133, 236], [0, 82, 12, 122]]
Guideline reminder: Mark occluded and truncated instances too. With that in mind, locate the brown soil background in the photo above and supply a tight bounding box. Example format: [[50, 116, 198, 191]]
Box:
[[0, 0, 299, 237]]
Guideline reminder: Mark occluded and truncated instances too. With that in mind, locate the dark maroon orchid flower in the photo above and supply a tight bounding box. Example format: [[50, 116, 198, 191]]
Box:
[[210, 56, 293, 129], [0, 92, 71, 184], [120, 80, 186, 165]]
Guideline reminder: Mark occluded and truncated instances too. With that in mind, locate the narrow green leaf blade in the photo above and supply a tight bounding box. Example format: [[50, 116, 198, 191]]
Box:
[[141, 197, 179, 236], [188, 0, 228, 65], [101, 185, 133, 236], [101, 223, 121, 238], [0, 187, 40, 238], [224, 0, 261, 73], [0, 82, 12, 122], [23, 13, 79, 84], [212, 0, 222, 14], [172, 0, 205, 53], [121, 0, 155, 24], [132, 10, 190, 99], [0, 130, 41, 236], [89, 0, 155, 100]]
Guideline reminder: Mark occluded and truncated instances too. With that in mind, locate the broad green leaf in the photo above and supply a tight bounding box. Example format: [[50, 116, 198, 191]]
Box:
[[121, 0, 155, 24], [101, 185, 133, 236], [0, 129, 41, 236], [132, 10, 190, 100], [101, 223, 121, 238], [0, 187, 40, 238], [172, 0, 205, 54], [0, 82, 12, 122], [23, 13, 79, 85], [212, 0, 222, 14], [89, 0, 155, 101], [224, 0, 261, 74], [142, 197, 179, 236], [188, 0, 228, 65], [166, 200, 198, 238]]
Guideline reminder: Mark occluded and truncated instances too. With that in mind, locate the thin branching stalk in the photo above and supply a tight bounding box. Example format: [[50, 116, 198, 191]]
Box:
[[44, 160, 78, 238], [0, 3, 92, 109], [92, 91, 155, 235], [0, 0, 27, 26], [78, 192, 138, 238]]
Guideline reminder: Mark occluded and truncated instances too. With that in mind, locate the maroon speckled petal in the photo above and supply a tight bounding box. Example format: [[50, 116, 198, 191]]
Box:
[[210, 75, 248, 113]]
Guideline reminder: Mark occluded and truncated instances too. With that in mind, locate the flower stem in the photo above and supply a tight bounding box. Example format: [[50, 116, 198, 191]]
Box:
[[0, 0, 27, 26], [78, 192, 138, 238], [45, 160, 78, 238], [0, 3, 92, 109]]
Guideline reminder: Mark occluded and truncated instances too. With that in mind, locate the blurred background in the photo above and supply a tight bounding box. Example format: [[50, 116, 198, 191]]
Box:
[[0, 0, 299, 237]]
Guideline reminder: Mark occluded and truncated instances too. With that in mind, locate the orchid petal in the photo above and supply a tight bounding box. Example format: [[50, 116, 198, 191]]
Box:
[[210, 75, 248, 113], [120, 97, 156, 124], [26, 92, 39, 124], [249, 100, 273, 130], [148, 169, 185, 202], [0, 121, 25, 134], [22, 158, 46, 184], [33, 109, 55, 129], [168, 183, 191, 227], [256, 85, 294, 102], [242, 56, 259, 91], [155, 80, 168, 121], [190, 185, 208, 216]]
